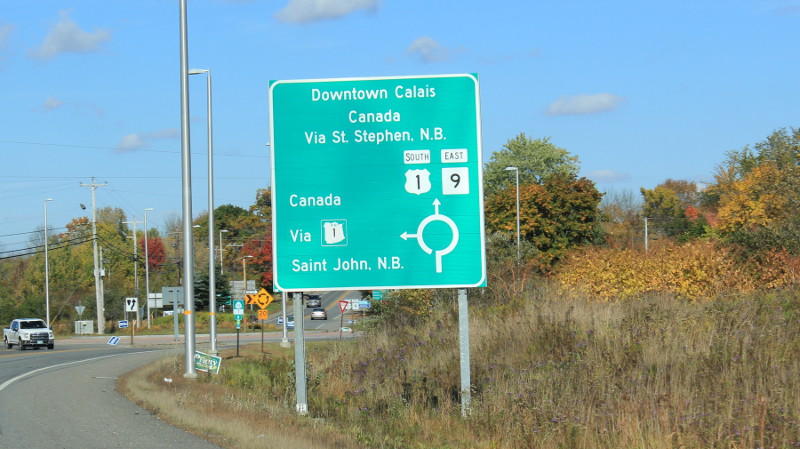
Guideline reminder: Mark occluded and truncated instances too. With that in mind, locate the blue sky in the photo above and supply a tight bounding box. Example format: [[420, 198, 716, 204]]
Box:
[[1, 0, 798, 252]]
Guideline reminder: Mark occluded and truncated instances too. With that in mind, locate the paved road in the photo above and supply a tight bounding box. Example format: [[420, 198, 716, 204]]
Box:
[[0, 329, 359, 449], [0, 348, 222, 449]]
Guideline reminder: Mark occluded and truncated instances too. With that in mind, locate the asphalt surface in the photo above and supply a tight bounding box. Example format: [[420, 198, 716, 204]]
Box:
[[0, 348, 223, 449]]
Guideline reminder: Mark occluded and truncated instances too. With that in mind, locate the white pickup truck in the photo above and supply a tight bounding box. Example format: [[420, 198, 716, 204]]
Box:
[[4, 318, 55, 350]]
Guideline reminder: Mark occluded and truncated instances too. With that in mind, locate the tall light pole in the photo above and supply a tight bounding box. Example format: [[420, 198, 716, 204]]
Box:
[[144, 208, 155, 329], [504, 166, 521, 261], [189, 67, 218, 354], [218, 229, 228, 274], [43, 198, 54, 326], [242, 255, 253, 315], [178, 0, 197, 379]]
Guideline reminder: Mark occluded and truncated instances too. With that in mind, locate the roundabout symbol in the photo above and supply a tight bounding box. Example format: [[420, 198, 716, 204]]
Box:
[[400, 199, 459, 273]]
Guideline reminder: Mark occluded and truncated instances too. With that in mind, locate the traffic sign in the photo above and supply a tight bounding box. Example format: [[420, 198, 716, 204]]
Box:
[[270, 74, 486, 291], [339, 300, 348, 313], [257, 309, 269, 320], [118, 320, 128, 328], [233, 299, 245, 320], [254, 288, 273, 309], [125, 297, 138, 312]]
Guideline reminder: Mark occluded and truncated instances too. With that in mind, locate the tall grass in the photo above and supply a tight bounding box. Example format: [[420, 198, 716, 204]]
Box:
[[306, 286, 800, 448], [123, 285, 800, 448]]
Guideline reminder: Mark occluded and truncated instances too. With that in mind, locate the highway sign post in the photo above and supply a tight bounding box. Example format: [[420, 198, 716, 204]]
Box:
[[233, 299, 245, 356], [270, 74, 486, 292], [269, 74, 485, 417]]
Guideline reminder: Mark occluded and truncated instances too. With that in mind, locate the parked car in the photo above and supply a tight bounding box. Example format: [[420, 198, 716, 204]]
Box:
[[277, 315, 295, 328], [310, 308, 327, 320], [306, 295, 322, 308], [339, 326, 354, 333]]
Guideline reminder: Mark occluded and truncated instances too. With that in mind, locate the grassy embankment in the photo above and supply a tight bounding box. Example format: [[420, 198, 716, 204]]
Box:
[[120, 285, 800, 449]]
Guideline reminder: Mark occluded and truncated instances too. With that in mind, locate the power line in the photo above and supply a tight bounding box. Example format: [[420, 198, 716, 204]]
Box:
[[0, 139, 266, 159]]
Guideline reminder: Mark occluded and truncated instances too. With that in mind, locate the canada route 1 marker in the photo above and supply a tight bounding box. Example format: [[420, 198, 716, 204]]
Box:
[[270, 74, 486, 292]]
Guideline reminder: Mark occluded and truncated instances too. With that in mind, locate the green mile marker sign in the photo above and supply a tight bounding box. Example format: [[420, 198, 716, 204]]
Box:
[[269, 74, 486, 292]]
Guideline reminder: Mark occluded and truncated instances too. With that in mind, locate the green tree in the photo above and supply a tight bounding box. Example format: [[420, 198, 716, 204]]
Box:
[[194, 269, 232, 311], [483, 134, 580, 196]]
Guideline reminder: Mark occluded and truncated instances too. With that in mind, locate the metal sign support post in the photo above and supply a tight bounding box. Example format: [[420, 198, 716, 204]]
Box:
[[339, 302, 345, 340], [458, 288, 471, 417], [293, 292, 308, 415], [173, 299, 180, 341], [280, 292, 290, 348]]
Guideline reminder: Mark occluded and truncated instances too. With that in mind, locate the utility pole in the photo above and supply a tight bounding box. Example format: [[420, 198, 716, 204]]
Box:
[[644, 217, 649, 254], [81, 177, 108, 334], [123, 218, 143, 327]]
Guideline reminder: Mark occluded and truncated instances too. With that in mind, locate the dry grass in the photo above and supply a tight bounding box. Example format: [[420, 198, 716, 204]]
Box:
[[121, 285, 800, 448], [119, 346, 361, 449]]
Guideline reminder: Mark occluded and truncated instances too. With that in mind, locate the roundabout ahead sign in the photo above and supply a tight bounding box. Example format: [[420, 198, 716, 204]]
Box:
[[269, 74, 486, 291]]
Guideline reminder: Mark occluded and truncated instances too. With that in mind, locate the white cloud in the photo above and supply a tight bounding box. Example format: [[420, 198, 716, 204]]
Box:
[[0, 23, 13, 50], [29, 10, 111, 60], [275, 0, 379, 24], [407, 37, 450, 63], [115, 129, 179, 153], [42, 96, 63, 111], [0, 23, 14, 67], [547, 93, 624, 116], [586, 169, 631, 184]]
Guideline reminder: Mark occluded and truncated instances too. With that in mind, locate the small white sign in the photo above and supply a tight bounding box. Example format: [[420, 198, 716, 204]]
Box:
[[441, 148, 468, 163], [403, 149, 431, 164], [322, 220, 347, 246], [442, 167, 470, 195], [405, 169, 432, 195], [125, 297, 138, 312]]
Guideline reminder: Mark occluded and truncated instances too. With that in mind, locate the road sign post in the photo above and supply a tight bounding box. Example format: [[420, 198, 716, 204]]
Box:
[[233, 299, 245, 356], [270, 74, 486, 418], [270, 74, 486, 292]]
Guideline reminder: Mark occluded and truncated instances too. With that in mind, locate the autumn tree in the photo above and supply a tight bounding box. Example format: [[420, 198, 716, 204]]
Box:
[[485, 173, 603, 269], [710, 127, 800, 252], [641, 180, 709, 240], [250, 188, 272, 223], [241, 228, 273, 290]]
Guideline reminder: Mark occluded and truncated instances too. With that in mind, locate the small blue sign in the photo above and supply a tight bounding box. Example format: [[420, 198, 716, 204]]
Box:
[[107, 336, 120, 345], [118, 320, 129, 328]]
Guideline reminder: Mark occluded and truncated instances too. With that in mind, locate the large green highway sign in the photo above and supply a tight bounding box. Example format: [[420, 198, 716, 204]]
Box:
[[269, 74, 486, 291]]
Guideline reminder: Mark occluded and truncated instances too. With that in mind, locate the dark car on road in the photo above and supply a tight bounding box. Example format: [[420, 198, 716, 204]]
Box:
[[306, 294, 322, 308]]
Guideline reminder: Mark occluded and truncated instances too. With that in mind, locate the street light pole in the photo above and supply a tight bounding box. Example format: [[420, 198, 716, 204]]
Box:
[[44, 198, 54, 326], [218, 229, 228, 274], [242, 255, 253, 320], [144, 208, 155, 329], [189, 68, 217, 353], [504, 166, 521, 261]]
